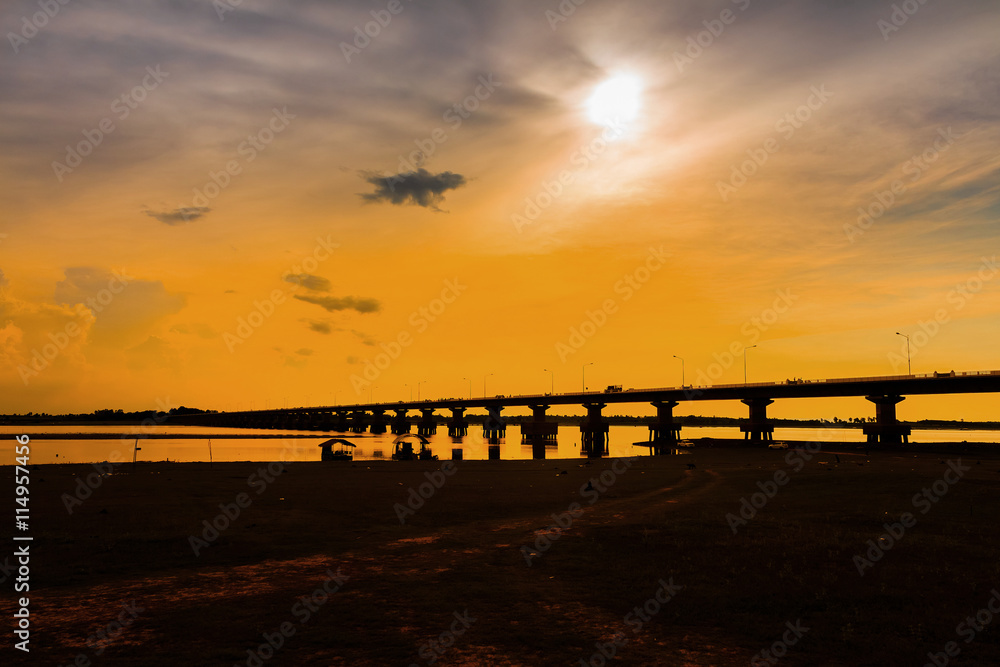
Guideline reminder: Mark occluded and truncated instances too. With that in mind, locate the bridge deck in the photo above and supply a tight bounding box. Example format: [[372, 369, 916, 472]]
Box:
[[217, 370, 1000, 416]]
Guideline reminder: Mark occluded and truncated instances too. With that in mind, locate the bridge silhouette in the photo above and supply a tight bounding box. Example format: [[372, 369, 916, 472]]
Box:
[[180, 370, 1000, 457]]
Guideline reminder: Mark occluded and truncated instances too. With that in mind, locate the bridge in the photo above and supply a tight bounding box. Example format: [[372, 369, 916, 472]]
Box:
[[178, 370, 1000, 457]]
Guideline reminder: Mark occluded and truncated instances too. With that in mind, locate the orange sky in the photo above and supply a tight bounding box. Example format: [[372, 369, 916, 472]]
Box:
[[2, 0, 999, 421]]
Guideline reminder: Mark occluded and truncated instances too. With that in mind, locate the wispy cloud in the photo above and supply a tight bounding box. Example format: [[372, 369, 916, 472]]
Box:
[[294, 294, 381, 314], [144, 207, 211, 225]]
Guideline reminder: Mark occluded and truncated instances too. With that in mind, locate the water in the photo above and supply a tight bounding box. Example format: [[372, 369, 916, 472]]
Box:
[[1, 423, 997, 464]]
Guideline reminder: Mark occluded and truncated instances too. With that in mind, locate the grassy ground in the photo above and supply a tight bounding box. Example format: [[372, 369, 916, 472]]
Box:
[[3, 445, 1000, 665]]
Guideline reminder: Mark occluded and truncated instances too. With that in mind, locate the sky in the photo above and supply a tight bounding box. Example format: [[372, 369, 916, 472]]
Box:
[[1, 0, 999, 421]]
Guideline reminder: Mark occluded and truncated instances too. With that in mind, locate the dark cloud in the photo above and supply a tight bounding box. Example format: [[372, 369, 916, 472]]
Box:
[[144, 207, 211, 225], [295, 348, 313, 356], [308, 320, 332, 334], [0, 269, 7, 287], [352, 330, 377, 346], [170, 323, 216, 338], [294, 294, 381, 314], [284, 273, 332, 291], [360, 168, 466, 211]]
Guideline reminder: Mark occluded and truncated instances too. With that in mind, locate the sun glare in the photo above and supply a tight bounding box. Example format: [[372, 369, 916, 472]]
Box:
[[585, 73, 643, 128]]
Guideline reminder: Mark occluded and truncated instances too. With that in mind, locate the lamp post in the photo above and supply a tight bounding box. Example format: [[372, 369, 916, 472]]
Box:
[[673, 355, 685, 387], [462, 377, 472, 400], [484, 373, 493, 398], [582, 362, 594, 392], [895, 332, 911, 375], [417, 380, 426, 401], [405, 383, 412, 401], [543, 368, 554, 394], [743, 345, 757, 384]]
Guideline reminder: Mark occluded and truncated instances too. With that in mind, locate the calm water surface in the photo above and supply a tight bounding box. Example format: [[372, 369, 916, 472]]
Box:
[[1, 424, 997, 464]]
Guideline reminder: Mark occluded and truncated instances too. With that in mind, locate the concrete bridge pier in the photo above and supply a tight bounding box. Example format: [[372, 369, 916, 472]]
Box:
[[418, 409, 438, 436], [349, 410, 368, 434], [581, 402, 609, 458], [392, 409, 411, 435], [740, 398, 775, 444], [448, 407, 468, 437], [648, 400, 682, 454], [333, 410, 350, 432], [862, 395, 911, 447], [370, 408, 387, 434], [483, 405, 506, 442], [522, 405, 558, 441], [311, 411, 333, 431]]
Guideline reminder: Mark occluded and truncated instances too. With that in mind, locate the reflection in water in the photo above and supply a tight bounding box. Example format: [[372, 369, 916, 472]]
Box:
[[0, 424, 996, 464]]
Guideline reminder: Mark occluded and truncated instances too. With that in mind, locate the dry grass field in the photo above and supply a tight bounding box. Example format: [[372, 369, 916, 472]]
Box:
[[4, 445, 1000, 665]]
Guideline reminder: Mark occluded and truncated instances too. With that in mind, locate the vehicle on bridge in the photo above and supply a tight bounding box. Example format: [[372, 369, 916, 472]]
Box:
[[605, 385, 623, 393]]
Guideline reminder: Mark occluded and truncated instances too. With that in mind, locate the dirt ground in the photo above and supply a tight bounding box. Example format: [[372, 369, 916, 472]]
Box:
[[3, 444, 1000, 665]]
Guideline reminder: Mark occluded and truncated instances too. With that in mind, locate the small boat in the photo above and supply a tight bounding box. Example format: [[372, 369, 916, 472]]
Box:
[[319, 438, 356, 461], [392, 434, 437, 461]]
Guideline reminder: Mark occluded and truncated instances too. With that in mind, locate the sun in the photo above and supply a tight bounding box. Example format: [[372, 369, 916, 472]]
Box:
[[585, 73, 643, 129]]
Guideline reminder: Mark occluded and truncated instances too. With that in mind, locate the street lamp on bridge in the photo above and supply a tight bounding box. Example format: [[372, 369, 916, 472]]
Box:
[[461, 377, 472, 400], [673, 355, 685, 387], [895, 332, 912, 375], [543, 368, 554, 394], [743, 345, 757, 384], [484, 373, 493, 398], [582, 362, 594, 392]]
